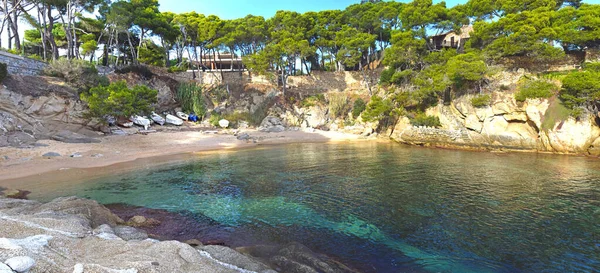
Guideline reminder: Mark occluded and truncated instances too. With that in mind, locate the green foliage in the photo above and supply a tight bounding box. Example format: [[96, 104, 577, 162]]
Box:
[[542, 99, 572, 131], [560, 70, 600, 111], [138, 41, 166, 66], [352, 98, 366, 119], [301, 94, 326, 108], [380, 67, 395, 85], [471, 94, 491, 108], [80, 80, 158, 119], [327, 93, 349, 118], [209, 112, 222, 127], [410, 113, 442, 128], [0, 63, 7, 83], [515, 79, 557, 102], [177, 82, 206, 118], [583, 62, 600, 72], [446, 52, 487, 86], [167, 66, 188, 73], [45, 59, 103, 90], [362, 95, 394, 122]]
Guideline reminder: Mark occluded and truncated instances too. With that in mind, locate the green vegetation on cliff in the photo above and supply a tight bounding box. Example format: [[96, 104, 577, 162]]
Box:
[[81, 80, 158, 119]]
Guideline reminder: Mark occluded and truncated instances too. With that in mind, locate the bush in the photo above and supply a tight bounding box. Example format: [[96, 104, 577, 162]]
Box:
[[583, 62, 600, 72], [471, 94, 491, 108], [327, 93, 349, 118], [514, 79, 556, 102], [559, 71, 600, 111], [0, 62, 7, 83], [80, 80, 157, 119], [362, 95, 394, 122], [301, 94, 326, 108], [177, 82, 206, 119], [410, 113, 441, 127], [352, 98, 366, 118], [380, 67, 395, 84], [45, 59, 101, 90], [209, 112, 222, 127], [167, 66, 188, 73], [390, 69, 414, 85]]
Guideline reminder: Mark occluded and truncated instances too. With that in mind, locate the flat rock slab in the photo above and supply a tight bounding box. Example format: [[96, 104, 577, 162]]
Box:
[[51, 130, 101, 144]]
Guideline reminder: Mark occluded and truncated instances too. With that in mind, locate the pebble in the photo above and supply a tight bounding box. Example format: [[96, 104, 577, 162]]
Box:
[[70, 153, 83, 158], [91, 154, 104, 158], [4, 256, 35, 272], [1, 156, 8, 160], [42, 152, 61, 158]]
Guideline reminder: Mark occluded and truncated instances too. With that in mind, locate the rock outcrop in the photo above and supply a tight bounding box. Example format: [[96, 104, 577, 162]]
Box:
[[0, 76, 100, 148], [390, 92, 600, 154], [0, 196, 357, 273]]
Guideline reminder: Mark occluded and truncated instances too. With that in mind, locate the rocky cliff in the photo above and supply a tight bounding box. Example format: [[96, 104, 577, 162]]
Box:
[[390, 92, 600, 155]]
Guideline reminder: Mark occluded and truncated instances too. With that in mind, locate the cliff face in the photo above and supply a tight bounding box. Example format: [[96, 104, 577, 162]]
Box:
[[390, 92, 600, 155]]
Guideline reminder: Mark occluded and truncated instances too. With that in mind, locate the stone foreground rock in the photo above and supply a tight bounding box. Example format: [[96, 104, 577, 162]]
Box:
[[0, 196, 278, 273]]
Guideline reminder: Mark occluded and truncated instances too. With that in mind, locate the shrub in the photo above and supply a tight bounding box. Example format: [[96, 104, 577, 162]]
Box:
[[209, 112, 222, 127], [446, 52, 487, 86], [583, 62, 600, 72], [362, 95, 394, 122], [559, 71, 600, 111], [410, 113, 441, 127], [514, 79, 556, 102], [0, 62, 7, 83], [391, 69, 414, 85], [80, 80, 157, 119], [380, 67, 395, 84], [471, 94, 491, 108], [168, 66, 188, 73], [301, 94, 326, 108], [45, 59, 101, 89], [327, 93, 349, 118], [352, 98, 366, 118], [177, 82, 206, 119]]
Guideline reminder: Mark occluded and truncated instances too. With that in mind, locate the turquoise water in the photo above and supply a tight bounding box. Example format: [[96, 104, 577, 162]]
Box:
[[30, 143, 600, 272]]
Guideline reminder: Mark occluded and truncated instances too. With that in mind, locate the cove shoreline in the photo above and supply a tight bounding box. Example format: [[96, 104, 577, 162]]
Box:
[[0, 129, 375, 184]]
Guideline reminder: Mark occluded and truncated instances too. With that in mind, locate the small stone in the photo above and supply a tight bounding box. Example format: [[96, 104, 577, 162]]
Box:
[[151, 262, 160, 266], [91, 153, 104, 158], [130, 215, 147, 224], [184, 239, 203, 247], [113, 226, 148, 241], [42, 152, 61, 158], [4, 256, 35, 273], [70, 153, 83, 158], [2, 156, 9, 160]]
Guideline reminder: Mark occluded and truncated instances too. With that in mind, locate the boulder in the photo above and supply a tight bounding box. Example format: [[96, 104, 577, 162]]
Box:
[[4, 256, 35, 273], [113, 226, 148, 241], [201, 245, 273, 272], [51, 130, 100, 144], [259, 117, 286, 132], [465, 115, 483, 133]]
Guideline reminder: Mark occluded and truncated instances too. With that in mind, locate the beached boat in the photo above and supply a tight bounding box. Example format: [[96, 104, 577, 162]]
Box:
[[151, 112, 165, 126], [165, 114, 183, 126], [130, 115, 151, 130], [176, 112, 189, 121]]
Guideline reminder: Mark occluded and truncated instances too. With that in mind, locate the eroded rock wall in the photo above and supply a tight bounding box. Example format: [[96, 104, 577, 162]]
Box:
[[390, 92, 600, 155]]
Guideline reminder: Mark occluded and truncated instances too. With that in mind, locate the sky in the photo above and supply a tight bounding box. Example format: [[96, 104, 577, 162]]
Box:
[[157, 0, 463, 19], [158, 0, 600, 19]]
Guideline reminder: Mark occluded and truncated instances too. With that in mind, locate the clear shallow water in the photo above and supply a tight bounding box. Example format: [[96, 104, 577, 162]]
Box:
[[28, 143, 600, 272]]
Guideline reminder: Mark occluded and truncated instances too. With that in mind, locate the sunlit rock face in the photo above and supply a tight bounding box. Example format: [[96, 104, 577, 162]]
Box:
[[391, 92, 600, 154]]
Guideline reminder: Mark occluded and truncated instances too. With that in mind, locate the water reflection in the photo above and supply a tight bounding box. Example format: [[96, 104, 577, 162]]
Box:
[[21, 142, 600, 273]]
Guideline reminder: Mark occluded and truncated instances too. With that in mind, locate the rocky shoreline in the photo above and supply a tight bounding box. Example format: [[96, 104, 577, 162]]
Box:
[[0, 194, 359, 273]]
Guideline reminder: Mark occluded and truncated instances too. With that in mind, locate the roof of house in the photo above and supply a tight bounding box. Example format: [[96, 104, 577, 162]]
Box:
[[431, 25, 474, 39]]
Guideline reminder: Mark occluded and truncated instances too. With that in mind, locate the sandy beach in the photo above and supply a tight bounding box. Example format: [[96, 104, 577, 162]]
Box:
[[0, 129, 371, 183]]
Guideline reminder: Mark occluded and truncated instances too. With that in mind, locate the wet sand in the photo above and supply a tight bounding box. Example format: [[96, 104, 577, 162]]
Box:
[[0, 129, 371, 184]]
